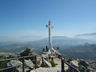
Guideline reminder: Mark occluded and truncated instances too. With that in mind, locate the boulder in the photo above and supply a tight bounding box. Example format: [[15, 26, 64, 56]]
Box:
[[7, 60, 23, 72], [70, 60, 79, 67], [37, 56, 42, 67], [7, 60, 22, 67], [79, 60, 89, 68], [24, 59, 34, 69], [64, 63, 69, 71], [7, 60, 32, 72], [30, 70, 35, 72], [41, 58, 51, 67]]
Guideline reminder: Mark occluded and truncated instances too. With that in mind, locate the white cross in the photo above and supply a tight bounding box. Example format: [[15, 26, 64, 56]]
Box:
[[46, 21, 54, 51]]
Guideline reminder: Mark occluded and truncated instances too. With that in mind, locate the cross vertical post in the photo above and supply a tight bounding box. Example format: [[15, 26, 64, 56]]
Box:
[[46, 21, 54, 50]]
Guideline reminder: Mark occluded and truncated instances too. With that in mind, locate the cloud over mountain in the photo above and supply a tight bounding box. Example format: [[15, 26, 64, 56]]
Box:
[[76, 32, 96, 40], [77, 33, 96, 36]]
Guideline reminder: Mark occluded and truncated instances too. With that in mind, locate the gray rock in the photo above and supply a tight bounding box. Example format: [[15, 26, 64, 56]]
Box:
[[41, 58, 51, 67], [24, 59, 34, 69], [7, 60, 22, 67]]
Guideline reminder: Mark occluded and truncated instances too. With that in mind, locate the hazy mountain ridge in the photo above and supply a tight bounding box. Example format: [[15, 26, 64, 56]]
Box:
[[0, 36, 96, 60]]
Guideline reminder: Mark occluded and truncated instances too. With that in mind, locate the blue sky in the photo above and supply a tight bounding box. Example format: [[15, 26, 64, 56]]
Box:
[[0, 0, 96, 41]]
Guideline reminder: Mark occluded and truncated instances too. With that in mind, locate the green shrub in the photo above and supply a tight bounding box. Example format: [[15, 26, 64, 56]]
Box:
[[49, 59, 58, 67], [20, 48, 31, 56], [0, 61, 8, 69]]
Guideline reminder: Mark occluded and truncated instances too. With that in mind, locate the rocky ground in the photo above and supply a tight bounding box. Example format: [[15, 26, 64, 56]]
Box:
[[2, 48, 96, 72], [31, 58, 61, 72]]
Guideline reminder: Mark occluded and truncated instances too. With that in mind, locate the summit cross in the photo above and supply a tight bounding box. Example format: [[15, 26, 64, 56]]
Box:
[[46, 21, 54, 51]]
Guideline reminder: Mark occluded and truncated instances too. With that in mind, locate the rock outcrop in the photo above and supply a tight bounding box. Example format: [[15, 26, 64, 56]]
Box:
[[41, 58, 51, 67]]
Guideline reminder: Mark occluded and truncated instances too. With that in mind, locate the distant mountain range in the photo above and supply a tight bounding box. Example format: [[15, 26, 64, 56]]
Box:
[[0, 36, 96, 60]]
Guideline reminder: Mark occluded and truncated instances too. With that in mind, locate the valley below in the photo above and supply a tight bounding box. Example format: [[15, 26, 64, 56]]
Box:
[[0, 36, 96, 60]]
